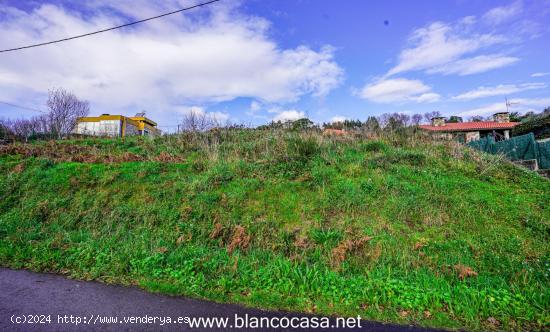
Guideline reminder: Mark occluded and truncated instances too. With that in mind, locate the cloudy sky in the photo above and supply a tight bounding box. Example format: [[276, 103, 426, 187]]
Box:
[[0, 0, 549, 129]]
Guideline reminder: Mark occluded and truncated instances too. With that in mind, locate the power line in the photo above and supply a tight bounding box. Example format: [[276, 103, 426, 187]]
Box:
[[0, 0, 222, 53], [0, 100, 47, 114]]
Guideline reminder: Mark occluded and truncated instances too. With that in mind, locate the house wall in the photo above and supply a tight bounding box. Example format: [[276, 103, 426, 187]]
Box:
[[494, 113, 510, 123], [465, 131, 480, 142], [75, 120, 122, 137], [478, 129, 510, 141], [141, 123, 161, 136], [75, 115, 161, 137], [431, 131, 480, 143], [431, 117, 446, 126], [433, 132, 454, 140], [123, 120, 140, 136]]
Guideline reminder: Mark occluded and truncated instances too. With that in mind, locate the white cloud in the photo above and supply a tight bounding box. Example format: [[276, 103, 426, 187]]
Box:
[[385, 2, 537, 78], [458, 97, 550, 117], [177, 106, 206, 115], [250, 101, 262, 112], [428, 54, 519, 76], [210, 111, 231, 123], [272, 110, 305, 122], [176, 105, 230, 123], [532, 72, 550, 77], [359, 78, 440, 104], [453, 83, 546, 100], [387, 21, 509, 76], [457, 103, 508, 118], [458, 16, 477, 26], [0, 1, 344, 121], [507, 98, 550, 109], [483, 1, 523, 25], [414, 92, 441, 103], [330, 116, 347, 123]]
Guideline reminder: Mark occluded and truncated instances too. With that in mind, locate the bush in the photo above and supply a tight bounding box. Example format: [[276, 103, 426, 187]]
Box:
[[367, 150, 426, 169], [285, 136, 320, 161], [512, 113, 550, 139], [362, 140, 387, 153]]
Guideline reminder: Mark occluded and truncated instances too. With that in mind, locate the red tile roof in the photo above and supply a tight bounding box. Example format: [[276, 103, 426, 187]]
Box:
[[323, 128, 346, 135], [419, 121, 519, 132]]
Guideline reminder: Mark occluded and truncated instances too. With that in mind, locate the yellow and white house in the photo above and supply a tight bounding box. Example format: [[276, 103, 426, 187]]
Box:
[[73, 113, 161, 137]]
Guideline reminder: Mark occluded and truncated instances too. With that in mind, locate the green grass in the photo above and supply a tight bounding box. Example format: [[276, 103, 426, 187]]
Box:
[[0, 130, 549, 331]]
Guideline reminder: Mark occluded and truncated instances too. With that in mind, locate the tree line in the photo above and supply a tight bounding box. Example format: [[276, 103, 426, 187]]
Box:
[[0, 88, 89, 141], [2, 91, 548, 141]]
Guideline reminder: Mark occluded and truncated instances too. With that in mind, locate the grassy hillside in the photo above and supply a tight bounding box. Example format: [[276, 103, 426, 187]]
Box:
[[0, 130, 548, 330]]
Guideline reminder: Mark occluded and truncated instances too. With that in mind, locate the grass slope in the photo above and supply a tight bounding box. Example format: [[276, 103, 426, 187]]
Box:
[[0, 130, 548, 330]]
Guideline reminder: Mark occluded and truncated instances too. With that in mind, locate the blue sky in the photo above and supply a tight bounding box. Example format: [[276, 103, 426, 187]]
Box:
[[0, 0, 549, 130]]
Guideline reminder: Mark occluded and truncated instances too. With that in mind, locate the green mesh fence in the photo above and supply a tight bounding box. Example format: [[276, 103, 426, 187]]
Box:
[[467, 133, 550, 170], [538, 140, 550, 169], [493, 133, 538, 161], [468, 136, 494, 152]]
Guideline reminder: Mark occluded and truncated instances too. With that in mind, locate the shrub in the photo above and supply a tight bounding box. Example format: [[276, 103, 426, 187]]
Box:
[[286, 136, 320, 161], [362, 140, 388, 153], [367, 150, 426, 169]]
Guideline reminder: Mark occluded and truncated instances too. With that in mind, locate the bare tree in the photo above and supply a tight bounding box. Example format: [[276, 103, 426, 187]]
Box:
[[178, 109, 230, 132], [363, 116, 380, 134], [377, 113, 392, 128], [423, 111, 442, 123], [393, 113, 410, 126], [179, 109, 214, 132], [0, 119, 11, 139], [2, 116, 45, 141], [46, 88, 90, 139], [411, 113, 423, 125], [378, 112, 413, 130]]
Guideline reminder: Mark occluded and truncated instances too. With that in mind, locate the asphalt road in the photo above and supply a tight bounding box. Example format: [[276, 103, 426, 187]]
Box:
[[0, 268, 440, 331]]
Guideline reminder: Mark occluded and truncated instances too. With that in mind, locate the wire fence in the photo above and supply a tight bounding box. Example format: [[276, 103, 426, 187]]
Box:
[[467, 132, 550, 170]]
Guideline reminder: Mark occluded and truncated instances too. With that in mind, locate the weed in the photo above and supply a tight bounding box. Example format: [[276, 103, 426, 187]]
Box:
[[0, 130, 548, 331], [454, 264, 478, 280], [227, 226, 251, 254], [209, 223, 223, 239], [331, 236, 373, 268], [362, 140, 387, 153]]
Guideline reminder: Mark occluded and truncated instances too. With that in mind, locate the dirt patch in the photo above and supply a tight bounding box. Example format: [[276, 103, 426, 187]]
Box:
[[486, 317, 500, 328], [227, 225, 251, 254], [231, 255, 239, 272], [209, 223, 223, 239], [413, 241, 426, 251], [154, 152, 182, 163], [176, 232, 192, 245], [69, 154, 99, 163], [454, 264, 478, 280], [155, 247, 168, 254], [331, 236, 373, 268], [0, 142, 185, 163], [368, 243, 382, 263], [11, 163, 25, 173], [399, 310, 409, 318], [293, 235, 309, 250], [179, 206, 193, 220], [121, 152, 145, 162]]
